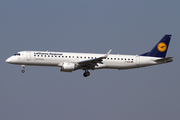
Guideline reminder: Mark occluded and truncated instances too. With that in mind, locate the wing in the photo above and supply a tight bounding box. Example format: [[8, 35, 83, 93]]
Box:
[[77, 49, 112, 69]]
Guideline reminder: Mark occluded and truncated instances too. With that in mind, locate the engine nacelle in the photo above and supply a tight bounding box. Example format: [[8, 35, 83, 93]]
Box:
[[60, 62, 77, 72]]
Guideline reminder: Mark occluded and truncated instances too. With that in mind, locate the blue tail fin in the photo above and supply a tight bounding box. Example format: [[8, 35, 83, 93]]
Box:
[[140, 35, 172, 58]]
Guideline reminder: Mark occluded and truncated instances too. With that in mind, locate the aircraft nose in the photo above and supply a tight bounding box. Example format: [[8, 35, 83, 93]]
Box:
[[6, 57, 11, 63]]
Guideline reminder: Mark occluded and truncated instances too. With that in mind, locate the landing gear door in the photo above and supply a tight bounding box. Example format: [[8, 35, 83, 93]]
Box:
[[26, 51, 31, 61]]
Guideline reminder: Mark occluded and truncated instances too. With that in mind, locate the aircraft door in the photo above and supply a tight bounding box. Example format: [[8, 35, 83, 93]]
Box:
[[136, 55, 140, 65], [26, 51, 31, 61]]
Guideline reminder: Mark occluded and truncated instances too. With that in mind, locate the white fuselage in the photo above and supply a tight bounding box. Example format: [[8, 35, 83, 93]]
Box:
[[5, 35, 173, 77], [6, 51, 162, 70]]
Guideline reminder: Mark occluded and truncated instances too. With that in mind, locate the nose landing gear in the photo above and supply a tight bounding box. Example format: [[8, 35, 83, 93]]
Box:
[[21, 65, 25, 73], [83, 70, 90, 77]]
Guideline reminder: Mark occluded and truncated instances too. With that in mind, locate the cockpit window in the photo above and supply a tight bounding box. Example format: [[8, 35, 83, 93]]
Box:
[[13, 53, 21, 56]]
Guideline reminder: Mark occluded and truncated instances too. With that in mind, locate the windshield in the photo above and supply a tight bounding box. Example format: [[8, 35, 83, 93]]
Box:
[[13, 53, 21, 56]]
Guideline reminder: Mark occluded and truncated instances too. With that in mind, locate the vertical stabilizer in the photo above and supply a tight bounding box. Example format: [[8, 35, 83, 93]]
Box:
[[140, 35, 171, 58]]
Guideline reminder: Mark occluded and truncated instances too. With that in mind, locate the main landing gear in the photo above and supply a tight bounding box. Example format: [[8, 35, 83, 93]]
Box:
[[21, 65, 25, 73], [83, 70, 90, 77]]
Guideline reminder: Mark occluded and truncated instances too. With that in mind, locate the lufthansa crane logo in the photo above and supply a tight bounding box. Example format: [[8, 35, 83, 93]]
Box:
[[157, 42, 167, 52]]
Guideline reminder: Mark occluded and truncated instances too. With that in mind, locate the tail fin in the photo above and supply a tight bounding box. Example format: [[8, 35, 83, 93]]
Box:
[[140, 35, 172, 58]]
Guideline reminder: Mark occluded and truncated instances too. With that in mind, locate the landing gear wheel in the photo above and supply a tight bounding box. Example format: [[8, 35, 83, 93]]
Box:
[[21, 65, 25, 73], [83, 71, 90, 77]]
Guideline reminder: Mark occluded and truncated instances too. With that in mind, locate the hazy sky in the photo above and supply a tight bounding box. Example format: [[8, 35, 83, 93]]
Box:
[[1, 1, 180, 120]]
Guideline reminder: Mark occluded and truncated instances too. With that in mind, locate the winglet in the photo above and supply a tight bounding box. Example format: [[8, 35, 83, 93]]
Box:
[[103, 49, 112, 58]]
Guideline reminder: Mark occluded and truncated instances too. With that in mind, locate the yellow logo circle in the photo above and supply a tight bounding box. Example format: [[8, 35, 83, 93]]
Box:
[[157, 42, 167, 52]]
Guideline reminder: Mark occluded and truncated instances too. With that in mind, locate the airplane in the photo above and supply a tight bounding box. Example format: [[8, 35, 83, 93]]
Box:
[[6, 35, 173, 77]]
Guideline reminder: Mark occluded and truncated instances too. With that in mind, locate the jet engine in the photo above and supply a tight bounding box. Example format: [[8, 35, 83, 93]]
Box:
[[60, 62, 77, 72]]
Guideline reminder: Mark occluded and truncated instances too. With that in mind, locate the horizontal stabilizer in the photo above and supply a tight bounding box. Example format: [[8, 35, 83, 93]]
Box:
[[154, 57, 173, 63]]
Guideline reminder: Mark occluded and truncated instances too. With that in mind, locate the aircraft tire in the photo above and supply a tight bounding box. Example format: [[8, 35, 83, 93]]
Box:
[[83, 71, 90, 77], [21, 70, 25, 73]]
